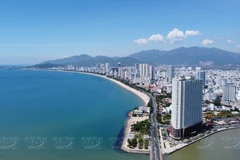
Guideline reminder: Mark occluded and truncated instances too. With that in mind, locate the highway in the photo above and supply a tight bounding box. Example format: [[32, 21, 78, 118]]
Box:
[[147, 93, 164, 160]]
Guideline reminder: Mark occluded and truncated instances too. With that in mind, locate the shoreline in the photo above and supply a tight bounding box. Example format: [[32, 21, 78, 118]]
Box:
[[64, 71, 150, 154], [38, 69, 150, 154], [120, 111, 150, 154], [57, 70, 150, 106], [24, 69, 240, 155]]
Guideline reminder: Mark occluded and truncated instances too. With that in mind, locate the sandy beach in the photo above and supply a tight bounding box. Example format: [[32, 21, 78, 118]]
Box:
[[121, 111, 134, 152], [121, 112, 150, 154]]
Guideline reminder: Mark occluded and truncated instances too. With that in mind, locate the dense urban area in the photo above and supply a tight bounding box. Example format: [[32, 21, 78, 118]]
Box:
[[24, 63, 240, 159]]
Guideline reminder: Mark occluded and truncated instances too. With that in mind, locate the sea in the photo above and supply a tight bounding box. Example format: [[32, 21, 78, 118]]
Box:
[[0, 69, 239, 160]]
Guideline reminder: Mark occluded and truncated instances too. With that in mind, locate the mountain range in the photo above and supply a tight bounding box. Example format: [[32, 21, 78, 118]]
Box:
[[34, 47, 240, 68]]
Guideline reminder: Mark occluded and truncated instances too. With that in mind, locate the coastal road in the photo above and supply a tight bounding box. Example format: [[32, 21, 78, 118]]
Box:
[[147, 93, 163, 160]]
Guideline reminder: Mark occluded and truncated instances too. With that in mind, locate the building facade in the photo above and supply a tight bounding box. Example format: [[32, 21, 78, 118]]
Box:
[[167, 65, 174, 83], [149, 65, 155, 82], [170, 76, 203, 139], [222, 82, 236, 102], [105, 63, 110, 75], [197, 71, 206, 85]]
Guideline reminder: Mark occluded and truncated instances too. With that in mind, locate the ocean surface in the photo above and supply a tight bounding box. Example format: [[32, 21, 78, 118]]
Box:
[[0, 69, 239, 160], [0, 69, 148, 160]]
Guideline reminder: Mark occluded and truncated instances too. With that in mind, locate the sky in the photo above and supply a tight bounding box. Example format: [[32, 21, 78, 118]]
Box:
[[0, 0, 240, 64]]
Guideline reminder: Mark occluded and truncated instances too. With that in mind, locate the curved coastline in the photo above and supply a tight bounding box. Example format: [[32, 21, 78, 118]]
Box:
[[77, 71, 150, 105], [58, 71, 240, 155], [68, 71, 150, 153], [26, 69, 240, 156], [42, 69, 150, 154]]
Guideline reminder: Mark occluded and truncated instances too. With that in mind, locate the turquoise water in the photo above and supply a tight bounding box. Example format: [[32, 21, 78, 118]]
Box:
[[1, 69, 239, 160], [0, 69, 148, 160]]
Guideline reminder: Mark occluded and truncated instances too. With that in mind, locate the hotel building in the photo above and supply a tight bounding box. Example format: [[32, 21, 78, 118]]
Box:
[[170, 76, 203, 139], [222, 82, 236, 102]]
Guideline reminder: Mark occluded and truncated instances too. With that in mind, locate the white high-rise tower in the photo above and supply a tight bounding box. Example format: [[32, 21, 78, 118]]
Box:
[[167, 65, 174, 83], [222, 82, 236, 102], [170, 76, 203, 139], [105, 63, 110, 75], [149, 65, 155, 84]]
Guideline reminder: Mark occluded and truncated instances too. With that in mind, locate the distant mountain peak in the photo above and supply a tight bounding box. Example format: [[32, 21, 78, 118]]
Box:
[[37, 47, 240, 67]]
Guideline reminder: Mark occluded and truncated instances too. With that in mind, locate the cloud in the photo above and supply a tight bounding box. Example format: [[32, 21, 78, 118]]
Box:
[[202, 39, 214, 46], [185, 30, 200, 36], [227, 40, 234, 43], [237, 45, 240, 49], [148, 34, 165, 42], [134, 38, 148, 46], [134, 28, 200, 45], [167, 28, 186, 44]]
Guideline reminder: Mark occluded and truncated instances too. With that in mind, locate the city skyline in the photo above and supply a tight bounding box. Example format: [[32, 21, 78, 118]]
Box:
[[0, 0, 240, 64], [1, 1, 240, 158], [4, 60, 240, 158]]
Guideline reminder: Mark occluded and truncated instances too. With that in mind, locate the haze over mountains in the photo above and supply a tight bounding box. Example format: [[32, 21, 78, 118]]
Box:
[[36, 47, 240, 67]]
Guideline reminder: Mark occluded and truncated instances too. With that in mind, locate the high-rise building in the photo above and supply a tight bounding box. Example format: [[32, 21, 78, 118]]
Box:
[[118, 67, 123, 78], [170, 76, 203, 139], [135, 63, 140, 74], [222, 82, 236, 102], [142, 64, 146, 77], [139, 64, 143, 77], [167, 65, 174, 83], [149, 65, 155, 80], [144, 64, 149, 77], [197, 71, 206, 85], [139, 63, 149, 77], [215, 76, 222, 87], [141, 64, 148, 77], [105, 63, 110, 75], [124, 69, 131, 79]]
